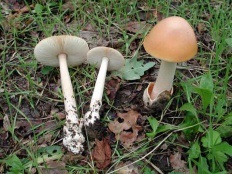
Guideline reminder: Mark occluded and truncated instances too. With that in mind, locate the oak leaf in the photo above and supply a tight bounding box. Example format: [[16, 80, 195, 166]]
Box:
[[108, 110, 142, 147]]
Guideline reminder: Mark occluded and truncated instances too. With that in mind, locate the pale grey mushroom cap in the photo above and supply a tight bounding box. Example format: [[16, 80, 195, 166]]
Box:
[[87, 47, 125, 71], [34, 35, 89, 67]]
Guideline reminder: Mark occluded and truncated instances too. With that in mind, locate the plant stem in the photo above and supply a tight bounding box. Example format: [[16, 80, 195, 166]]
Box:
[[151, 61, 176, 100]]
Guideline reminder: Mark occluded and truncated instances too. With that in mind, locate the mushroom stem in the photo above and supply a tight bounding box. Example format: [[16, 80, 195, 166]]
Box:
[[85, 57, 109, 126], [151, 61, 176, 100], [90, 57, 109, 106], [58, 54, 78, 119], [58, 53, 85, 154]]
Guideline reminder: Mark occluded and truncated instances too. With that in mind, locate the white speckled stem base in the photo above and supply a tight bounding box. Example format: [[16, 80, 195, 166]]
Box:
[[84, 100, 101, 126], [84, 57, 109, 126], [59, 54, 85, 154]]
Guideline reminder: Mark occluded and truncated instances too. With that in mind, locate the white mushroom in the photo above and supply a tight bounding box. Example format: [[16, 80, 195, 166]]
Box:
[[143, 16, 198, 108], [84, 47, 125, 126], [34, 35, 89, 154]]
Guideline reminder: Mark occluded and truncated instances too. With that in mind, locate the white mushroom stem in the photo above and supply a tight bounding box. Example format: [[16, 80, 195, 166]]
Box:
[[151, 61, 177, 100], [58, 53, 85, 154], [84, 57, 109, 126]]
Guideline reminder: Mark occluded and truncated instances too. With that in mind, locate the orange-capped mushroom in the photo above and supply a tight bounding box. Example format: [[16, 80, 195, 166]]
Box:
[[143, 16, 198, 108]]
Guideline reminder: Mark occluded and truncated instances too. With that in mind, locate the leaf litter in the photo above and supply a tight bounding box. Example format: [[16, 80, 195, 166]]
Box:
[[169, 152, 190, 173], [108, 110, 143, 147], [92, 138, 112, 169]]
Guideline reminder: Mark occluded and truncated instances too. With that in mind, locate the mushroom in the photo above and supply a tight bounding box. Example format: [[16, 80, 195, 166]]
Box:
[[34, 35, 89, 154], [84, 47, 124, 126], [143, 16, 198, 109]]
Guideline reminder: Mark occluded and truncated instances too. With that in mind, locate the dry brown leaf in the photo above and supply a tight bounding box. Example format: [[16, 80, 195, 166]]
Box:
[[108, 110, 142, 147], [78, 30, 109, 49], [14, 5, 34, 13], [3, 115, 11, 131], [39, 161, 68, 174], [170, 152, 190, 173], [114, 161, 139, 174], [126, 21, 147, 33], [125, 21, 151, 39], [92, 138, 112, 169], [153, 8, 164, 22], [197, 22, 206, 33], [105, 77, 121, 100], [62, 1, 75, 12], [119, 126, 141, 147], [83, 23, 96, 31]]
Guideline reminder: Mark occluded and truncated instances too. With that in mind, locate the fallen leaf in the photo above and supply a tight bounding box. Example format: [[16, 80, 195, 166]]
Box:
[[83, 23, 96, 31], [3, 115, 11, 131], [38, 133, 53, 145], [62, 1, 75, 12], [153, 8, 164, 22], [115, 161, 139, 174], [105, 77, 121, 100], [78, 30, 109, 49], [14, 5, 34, 13], [39, 161, 68, 174], [197, 22, 205, 33], [92, 138, 112, 169], [120, 125, 142, 147], [125, 21, 147, 34], [0, 131, 8, 140], [108, 110, 142, 147], [15, 120, 41, 137], [138, 4, 163, 21], [170, 152, 189, 173]]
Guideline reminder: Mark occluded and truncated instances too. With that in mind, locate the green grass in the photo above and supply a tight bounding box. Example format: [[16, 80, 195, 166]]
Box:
[[0, 0, 231, 173]]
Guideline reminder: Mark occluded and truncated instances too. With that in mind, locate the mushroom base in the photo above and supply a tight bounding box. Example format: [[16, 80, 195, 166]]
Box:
[[63, 122, 85, 154], [143, 82, 173, 111], [84, 100, 101, 126]]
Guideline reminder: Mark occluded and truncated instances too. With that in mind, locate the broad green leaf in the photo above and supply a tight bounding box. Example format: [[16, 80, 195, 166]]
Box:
[[199, 73, 214, 92], [216, 125, 232, 138], [201, 130, 222, 148], [41, 66, 54, 75], [220, 112, 232, 125], [146, 117, 173, 138], [180, 103, 197, 116], [144, 166, 156, 174], [215, 98, 227, 118], [216, 112, 232, 138], [37, 145, 62, 155], [34, 4, 44, 15], [194, 72, 214, 112], [194, 87, 213, 112], [188, 141, 201, 159], [211, 151, 228, 164], [120, 58, 155, 80], [179, 112, 200, 140], [146, 117, 159, 138], [225, 38, 232, 47], [214, 142, 232, 156], [5, 154, 24, 173], [196, 156, 210, 174], [180, 82, 193, 103], [156, 124, 174, 134]]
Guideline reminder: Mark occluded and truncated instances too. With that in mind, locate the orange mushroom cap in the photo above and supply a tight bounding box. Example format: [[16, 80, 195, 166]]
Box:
[[143, 16, 198, 63]]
